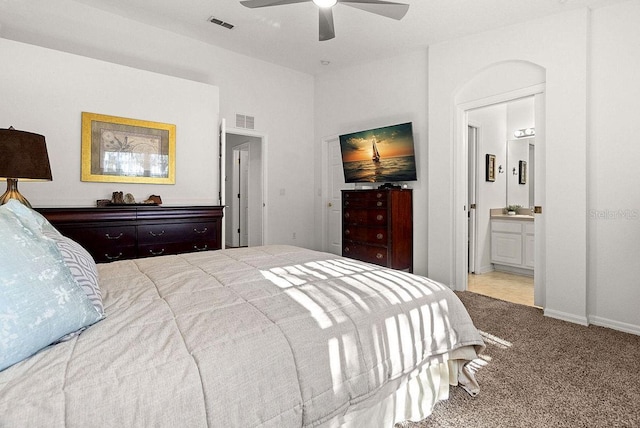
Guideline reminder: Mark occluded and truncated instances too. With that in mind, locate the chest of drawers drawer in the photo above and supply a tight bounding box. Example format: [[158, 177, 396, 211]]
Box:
[[343, 225, 388, 245], [342, 243, 388, 266], [343, 209, 387, 225]]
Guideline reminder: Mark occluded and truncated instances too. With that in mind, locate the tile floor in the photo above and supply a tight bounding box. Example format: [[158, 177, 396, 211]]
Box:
[[467, 271, 534, 307]]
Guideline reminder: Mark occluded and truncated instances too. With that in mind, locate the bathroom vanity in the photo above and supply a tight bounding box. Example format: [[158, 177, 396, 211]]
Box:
[[490, 209, 534, 276]]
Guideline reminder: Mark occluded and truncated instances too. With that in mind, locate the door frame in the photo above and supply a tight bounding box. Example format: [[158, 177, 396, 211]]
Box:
[[454, 84, 546, 305], [223, 126, 268, 247], [320, 134, 348, 253]]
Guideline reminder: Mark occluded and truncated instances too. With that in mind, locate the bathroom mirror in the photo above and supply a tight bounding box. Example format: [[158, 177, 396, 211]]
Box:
[[506, 137, 535, 208]]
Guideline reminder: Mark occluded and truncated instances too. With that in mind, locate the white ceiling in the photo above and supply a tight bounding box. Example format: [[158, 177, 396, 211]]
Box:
[[71, 0, 624, 75]]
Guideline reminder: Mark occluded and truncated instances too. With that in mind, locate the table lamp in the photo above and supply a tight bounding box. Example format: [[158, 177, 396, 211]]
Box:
[[0, 127, 53, 208]]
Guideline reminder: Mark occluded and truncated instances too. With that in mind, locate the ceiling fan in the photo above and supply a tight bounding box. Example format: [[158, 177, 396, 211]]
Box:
[[240, 0, 410, 41]]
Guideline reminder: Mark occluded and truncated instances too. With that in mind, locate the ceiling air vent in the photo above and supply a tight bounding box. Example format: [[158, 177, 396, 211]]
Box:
[[236, 114, 255, 130], [208, 16, 234, 30]]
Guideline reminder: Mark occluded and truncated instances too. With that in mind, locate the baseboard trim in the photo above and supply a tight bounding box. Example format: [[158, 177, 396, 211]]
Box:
[[544, 308, 589, 326], [589, 316, 640, 336], [493, 264, 534, 277]]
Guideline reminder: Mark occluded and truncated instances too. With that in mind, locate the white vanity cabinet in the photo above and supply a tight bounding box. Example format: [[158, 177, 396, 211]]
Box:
[[491, 218, 534, 275]]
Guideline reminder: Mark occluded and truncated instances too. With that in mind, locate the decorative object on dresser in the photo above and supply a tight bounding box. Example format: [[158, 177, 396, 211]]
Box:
[[0, 127, 53, 208], [342, 189, 412, 272], [36, 205, 223, 263], [81, 112, 176, 185]]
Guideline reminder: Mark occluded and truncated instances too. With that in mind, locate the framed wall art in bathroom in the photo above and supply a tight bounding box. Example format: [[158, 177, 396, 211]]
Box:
[[486, 153, 496, 182]]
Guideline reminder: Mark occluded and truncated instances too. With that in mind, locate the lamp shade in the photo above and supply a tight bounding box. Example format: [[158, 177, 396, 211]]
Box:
[[0, 128, 52, 181]]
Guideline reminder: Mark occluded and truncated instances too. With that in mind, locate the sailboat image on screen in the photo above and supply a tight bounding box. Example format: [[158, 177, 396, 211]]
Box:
[[339, 122, 417, 183], [372, 137, 381, 163]]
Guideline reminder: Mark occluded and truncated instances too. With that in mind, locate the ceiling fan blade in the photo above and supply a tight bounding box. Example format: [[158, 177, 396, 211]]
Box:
[[319, 7, 335, 41], [240, 0, 309, 8], [340, 0, 409, 20]]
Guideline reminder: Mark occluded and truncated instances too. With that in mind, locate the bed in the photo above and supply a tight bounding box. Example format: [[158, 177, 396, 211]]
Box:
[[0, 200, 485, 427]]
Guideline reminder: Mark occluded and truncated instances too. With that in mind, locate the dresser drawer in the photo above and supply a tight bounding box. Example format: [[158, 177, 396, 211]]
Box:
[[342, 242, 388, 266], [138, 221, 218, 245], [343, 209, 387, 226], [61, 225, 136, 246], [97, 246, 138, 263], [138, 240, 217, 258], [59, 226, 136, 263], [343, 225, 388, 244]]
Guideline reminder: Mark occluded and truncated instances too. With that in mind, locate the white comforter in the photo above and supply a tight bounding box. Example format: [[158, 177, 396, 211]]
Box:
[[0, 245, 484, 427]]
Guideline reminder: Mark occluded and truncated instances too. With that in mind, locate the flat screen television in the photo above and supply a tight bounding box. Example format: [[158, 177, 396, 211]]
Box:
[[339, 122, 417, 183]]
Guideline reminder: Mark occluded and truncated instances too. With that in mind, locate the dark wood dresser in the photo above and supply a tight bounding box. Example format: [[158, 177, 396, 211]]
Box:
[[341, 189, 413, 272], [36, 206, 224, 263]]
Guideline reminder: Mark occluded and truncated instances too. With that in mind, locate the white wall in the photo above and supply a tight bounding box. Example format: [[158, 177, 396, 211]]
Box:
[[589, 0, 640, 333], [0, 38, 219, 207], [314, 50, 429, 275], [0, 0, 315, 247]]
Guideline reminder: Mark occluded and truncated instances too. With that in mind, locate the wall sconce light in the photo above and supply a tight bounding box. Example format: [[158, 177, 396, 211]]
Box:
[[514, 127, 535, 138], [0, 127, 53, 208], [498, 165, 504, 174]]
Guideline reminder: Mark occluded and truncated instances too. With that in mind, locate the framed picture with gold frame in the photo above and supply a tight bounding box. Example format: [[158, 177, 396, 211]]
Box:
[[81, 112, 175, 184]]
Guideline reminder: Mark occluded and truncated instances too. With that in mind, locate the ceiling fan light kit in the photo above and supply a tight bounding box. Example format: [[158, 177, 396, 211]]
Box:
[[240, 0, 409, 41], [313, 0, 337, 7]]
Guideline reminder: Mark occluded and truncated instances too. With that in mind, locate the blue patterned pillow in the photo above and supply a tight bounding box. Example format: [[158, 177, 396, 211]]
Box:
[[0, 201, 102, 371], [3, 201, 104, 319]]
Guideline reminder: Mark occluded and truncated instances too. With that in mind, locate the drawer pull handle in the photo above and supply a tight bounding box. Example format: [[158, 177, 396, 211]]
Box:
[[105, 252, 123, 260], [148, 230, 165, 237], [376, 253, 383, 259], [193, 227, 209, 234], [376, 233, 383, 240], [345, 212, 350, 219], [345, 229, 350, 235], [105, 232, 123, 240], [344, 246, 350, 253], [193, 244, 209, 251], [345, 201, 349, 206], [377, 201, 382, 207], [149, 249, 165, 256], [376, 193, 382, 198], [376, 214, 384, 221]]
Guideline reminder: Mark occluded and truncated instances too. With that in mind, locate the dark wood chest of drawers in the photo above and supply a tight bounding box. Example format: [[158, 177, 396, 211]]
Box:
[[342, 189, 413, 271], [36, 206, 224, 263]]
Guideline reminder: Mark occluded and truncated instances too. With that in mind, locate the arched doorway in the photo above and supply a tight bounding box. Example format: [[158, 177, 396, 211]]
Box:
[[453, 60, 547, 308]]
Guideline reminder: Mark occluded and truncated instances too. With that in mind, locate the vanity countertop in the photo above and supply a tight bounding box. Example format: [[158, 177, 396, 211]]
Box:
[[490, 214, 534, 221], [490, 208, 534, 221]]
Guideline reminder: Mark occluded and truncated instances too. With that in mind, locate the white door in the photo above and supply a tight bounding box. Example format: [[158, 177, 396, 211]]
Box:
[[533, 92, 546, 307], [468, 125, 478, 273], [239, 146, 249, 247], [230, 145, 249, 247], [324, 137, 347, 255]]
